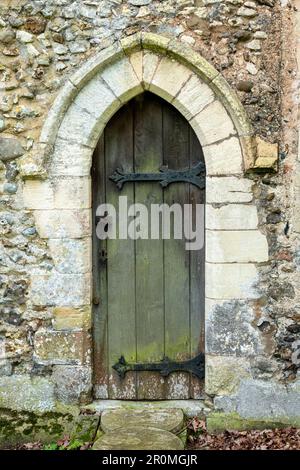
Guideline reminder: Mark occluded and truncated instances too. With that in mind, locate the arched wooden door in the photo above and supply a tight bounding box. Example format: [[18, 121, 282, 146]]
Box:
[[92, 93, 205, 400]]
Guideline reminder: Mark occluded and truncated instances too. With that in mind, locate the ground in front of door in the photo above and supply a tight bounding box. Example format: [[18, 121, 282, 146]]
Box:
[[2, 404, 300, 450]]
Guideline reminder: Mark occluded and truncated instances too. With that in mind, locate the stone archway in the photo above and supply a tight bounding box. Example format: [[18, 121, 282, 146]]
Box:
[[22, 33, 268, 404]]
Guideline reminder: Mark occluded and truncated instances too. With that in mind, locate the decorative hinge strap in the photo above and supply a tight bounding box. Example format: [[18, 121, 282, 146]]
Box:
[[109, 161, 205, 190], [112, 353, 205, 380]]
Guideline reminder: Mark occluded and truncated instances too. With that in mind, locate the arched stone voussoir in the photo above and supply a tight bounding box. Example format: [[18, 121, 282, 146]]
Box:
[[202, 136, 244, 177], [55, 56, 144, 153], [24, 32, 256, 180]]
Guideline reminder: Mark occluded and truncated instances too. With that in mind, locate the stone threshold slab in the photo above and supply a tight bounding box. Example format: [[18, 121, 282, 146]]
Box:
[[83, 400, 209, 418]]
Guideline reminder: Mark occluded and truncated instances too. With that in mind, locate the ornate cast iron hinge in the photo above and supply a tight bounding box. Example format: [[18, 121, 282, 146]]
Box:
[[112, 353, 205, 380], [109, 162, 205, 190]]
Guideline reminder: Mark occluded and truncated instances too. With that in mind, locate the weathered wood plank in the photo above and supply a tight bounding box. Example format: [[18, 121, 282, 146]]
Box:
[[163, 103, 190, 399], [134, 95, 166, 400], [189, 127, 205, 399], [92, 135, 109, 398], [105, 103, 137, 399]]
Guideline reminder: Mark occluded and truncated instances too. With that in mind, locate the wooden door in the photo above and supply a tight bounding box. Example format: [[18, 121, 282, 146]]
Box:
[[92, 93, 205, 400]]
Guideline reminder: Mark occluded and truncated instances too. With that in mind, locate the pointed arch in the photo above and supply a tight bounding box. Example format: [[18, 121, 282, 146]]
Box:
[[22, 33, 268, 404], [21, 32, 256, 179]]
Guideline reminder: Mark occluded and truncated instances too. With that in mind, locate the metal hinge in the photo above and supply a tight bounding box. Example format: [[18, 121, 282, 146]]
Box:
[[112, 353, 205, 380], [109, 161, 205, 190]]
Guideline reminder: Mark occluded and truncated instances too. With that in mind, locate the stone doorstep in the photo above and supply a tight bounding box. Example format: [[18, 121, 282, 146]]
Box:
[[84, 401, 204, 450], [91, 407, 186, 450], [82, 399, 210, 449], [100, 407, 185, 434], [92, 425, 184, 451]]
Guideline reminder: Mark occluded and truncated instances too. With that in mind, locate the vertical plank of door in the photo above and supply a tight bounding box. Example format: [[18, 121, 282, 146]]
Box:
[[134, 95, 165, 399], [163, 103, 190, 399], [105, 103, 137, 399], [92, 136, 109, 398], [189, 127, 206, 398]]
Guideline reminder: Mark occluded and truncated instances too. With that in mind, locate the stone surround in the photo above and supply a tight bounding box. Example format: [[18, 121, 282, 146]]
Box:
[[0, 1, 299, 442]]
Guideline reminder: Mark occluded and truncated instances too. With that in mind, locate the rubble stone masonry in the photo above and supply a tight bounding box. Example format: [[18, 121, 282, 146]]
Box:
[[0, 0, 299, 443]]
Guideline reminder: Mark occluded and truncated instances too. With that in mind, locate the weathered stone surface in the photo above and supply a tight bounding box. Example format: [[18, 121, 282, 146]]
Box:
[[87, 400, 207, 418], [57, 104, 99, 148], [191, 100, 236, 146], [237, 7, 257, 17], [0, 137, 24, 161], [294, 165, 300, 233], [24, 16, 47, 34], [174, 74, 215, 120], [212, 78, 253, 148], [128, 51, 143, 82], [206, 204, 258, 230], [129, 0, 151, 5], [120, 34, 142, 55], [166, 38, 219, 82], [0, 375, 55, 412], [206, 177, 253, 203], [50, 139, 92, 176], [3, 182, 17, 194], [16, 30, 34, 43], [48, 238, 91, 274], [53, 306, 91, 330], [70, 413, 100, 442], [100, 408, 184, 433], [143, 52, 161, 88], [236, 379, 300, 420], [33, 209, 91, 238], [0, 408, 76, 447], [237, 80, 253, 92], [55, 177, 91, 209], [150, 56, 193, 103], [30, 273, 91, 307], [53, 366, 92, 404], [206, 230, 268, 263], [0, 28, 15, 44], [23, 180, 54, 209], [53, 43, 68, 55], [141, 32, 171, 55], [34, 329, 91, 365], [213, 396, 237, 414], [246, 63, 258, 75], [92, 426, 184, 450], [101, 57, 143, 104], [206, 355, 251, 395], [205, 299, 262, 356], [254, 137, 278, 171], [0, 360, 12, 376], [246, 40, 261, 51], [23, 178, 91, 210], [206, 263, 259, 299], [58, 78, 119, 148], [203, 136, 243, 176], [206, 412, 300, 433]]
